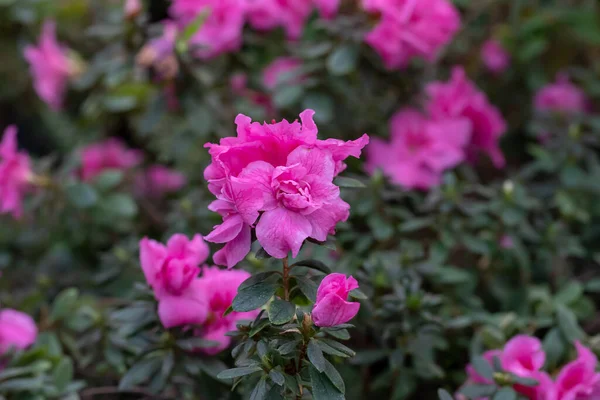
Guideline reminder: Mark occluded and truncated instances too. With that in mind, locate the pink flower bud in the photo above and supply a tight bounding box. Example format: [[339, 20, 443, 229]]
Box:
[[0, 309, 37, 355], [312, 273, 360, 327]]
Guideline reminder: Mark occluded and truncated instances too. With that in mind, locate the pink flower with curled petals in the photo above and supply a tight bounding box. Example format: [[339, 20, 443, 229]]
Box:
[[262, 57, 303, 90], [204, 110, 369, 267], [139, 234, 210, 328], [555, 341, 600, 400], [135, 165, 187, 198], [170, 0, 246, 59], [481, 39, 511, 74], [0, 126, 33, 219], [534, 74, 589, 115], [192, 267, 258, 354], [0, 309, 37, 355], [312, 273, 360, 327], [80, 138, 143, 182], [362, 0, 461, 70], [24, 20, 76, 111], [365, 108, 471, 190], [425, 66, 507, 168], [246, 0, 313, 40]]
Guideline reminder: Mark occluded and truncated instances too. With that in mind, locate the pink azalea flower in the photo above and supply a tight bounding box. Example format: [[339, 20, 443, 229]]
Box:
[[80, 138, 143, 182], [481, 40, 511, 74], [555, 341, 600, 400], [262, 57, 303, 91], [425, 66, 507, 168], [246, 0, 313, 40], [139, 234, 210, 328], [136, 21, 179, 79], [170, 0, 246, 59], [192, 267, 259, 354], [312, 273, 360, 327], [501, 335, 555, 400], [362, 0, 461, 70], [534, 74, 589, 115], [204, 110, 369, 267], [125, 0, 142, 19], [314, 0, 340, 19], [23, 20, 76, 111], [0, 126, 33, 219], [365, 108, 470, 190], [135, 165, 187, 198], [0, 309, 37, 355]]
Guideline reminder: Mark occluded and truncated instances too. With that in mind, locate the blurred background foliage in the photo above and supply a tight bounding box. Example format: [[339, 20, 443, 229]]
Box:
[[1, 0, 600, 399]]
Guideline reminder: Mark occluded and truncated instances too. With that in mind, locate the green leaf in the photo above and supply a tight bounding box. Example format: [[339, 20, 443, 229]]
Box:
[[309, 365, 345, 400], [295, 276, 318, 302], [556, 305, 585, 342], [249, 318, 271, 337], [119, 357, 162, 390], [217, 365, 263, 380], [233, 282, 278, 312], [53, 357, 74, 392], [302, 93, 334, 123], [350, 349, 387, 364], [438, 389, 454, 400], [307, 340, 327, 372], [322, 359, 345, 394], [543, 328, 566, 369], [250, 377, 269, 400], [93, 170, 124, 191], [0, 362, 52, 380], [50, 288, 79, 322], [319, 339, 355, 357], [103, 96, 138, 112], [334, 176, 366, 188], [66, 183, 98, 209], [349, 289, 367, 300], [268, 299, 296, 325], [239, 272, 280, 291], [322, 328, 350, 340], [273, 86, 304, 109], [471, 356, 494, 381], [493, 387, 517, 400], [176, 337, 220, 351], [269, 369, 285, 386], [327, 44, 359, 76], [0, 376, 44, 391], [292, 260, 331, 274], [459, 384, 497, 398], [103, 193, 138, 218], [555, 282, 583, 305]]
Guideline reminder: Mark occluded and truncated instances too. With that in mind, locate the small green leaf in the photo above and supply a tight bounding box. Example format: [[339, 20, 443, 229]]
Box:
[[268, 299, 295, 325], [295, 276, 318, 302], [66, 183, 98, 209], [250, 377, 269, 400], [302, 93, 334, 123], [543, 328, 566, 369], [119, 357, 162, 390], [269, 369, 285, 386], [349, 289, 367, 300], [239, 272, 280, 291], [232, 282, 278, 312], [50, 288, 79, 322], [327, 44, 359, 76], [223, 305, 234, 317], [322, 359, 345, 394], [459, 384, 497, 398], [307, 340, 327, 372], [309, 365, 344, 400], [273, 86, 304, 109], [103, 193, 138, 218], [292, 260, 331, 274], [438, 389, 454, 400], [471, 356, 494, 381], [176, 337, 220, 351], [493, 387, 517, 400], [319, 339, 355, 357], [93, 170, 124, 191], [249, 318, 271, 337], [53, 357, 74, 392], [217, 365, 263, 380], [334, 176, 366, 188], [556, 305, 585, 342]]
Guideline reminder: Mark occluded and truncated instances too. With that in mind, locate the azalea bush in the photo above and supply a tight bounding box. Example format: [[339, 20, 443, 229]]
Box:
[[1, 0, 600, 399]]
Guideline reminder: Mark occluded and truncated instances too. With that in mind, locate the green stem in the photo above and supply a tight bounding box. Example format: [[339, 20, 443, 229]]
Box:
[[282, 257, 290, 301]]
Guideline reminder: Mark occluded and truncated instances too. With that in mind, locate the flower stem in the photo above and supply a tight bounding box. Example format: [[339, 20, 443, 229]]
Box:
[[282, 257, 291, 301]]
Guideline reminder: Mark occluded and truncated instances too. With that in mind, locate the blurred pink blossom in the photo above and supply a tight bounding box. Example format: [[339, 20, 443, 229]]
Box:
[[192, 267, 258, 354], [24, 20, 76, 111], [0, 309, 37, 355], [137, 21, 179, 79], [312, 273, 360, 327], [135, 165, 187, 198], [262, 57, 303, 90], [314, 0, 340, 19], [0, 126, 32, 219], [362, 0, 461, 69], [555, 341, 600, 400], [500, 235, 514, 249], [425, 66, 507, 168], [170, 0, 246, 59], [481, 40, 510, 74], [365, 108, 470, 190], [246, 0, 313, 40], [125, 0, 142, 19], [139, 234, 210, 328], [204, 110, 369, 267], [534, 74, 589, 115], [80, 138, 143, 182]]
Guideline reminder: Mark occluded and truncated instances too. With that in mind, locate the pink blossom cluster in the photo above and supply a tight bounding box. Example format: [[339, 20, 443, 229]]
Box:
[[0, 126, 33, 219], [24, 20, 77, 111], [462, 335, 600, 400], [0, 309, 37, 356], [534, 74, 590, 115], [136, 22, 179, 79], [367, 67, 506, 190], [140, 234, 258, 353], [204, 110, 369, 268], [362, 0, 461, 70], [312, 273, 360, 327], [80, 138, 143, 182], [481, 39, 511, 75], [135, 165, 187, 199]]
